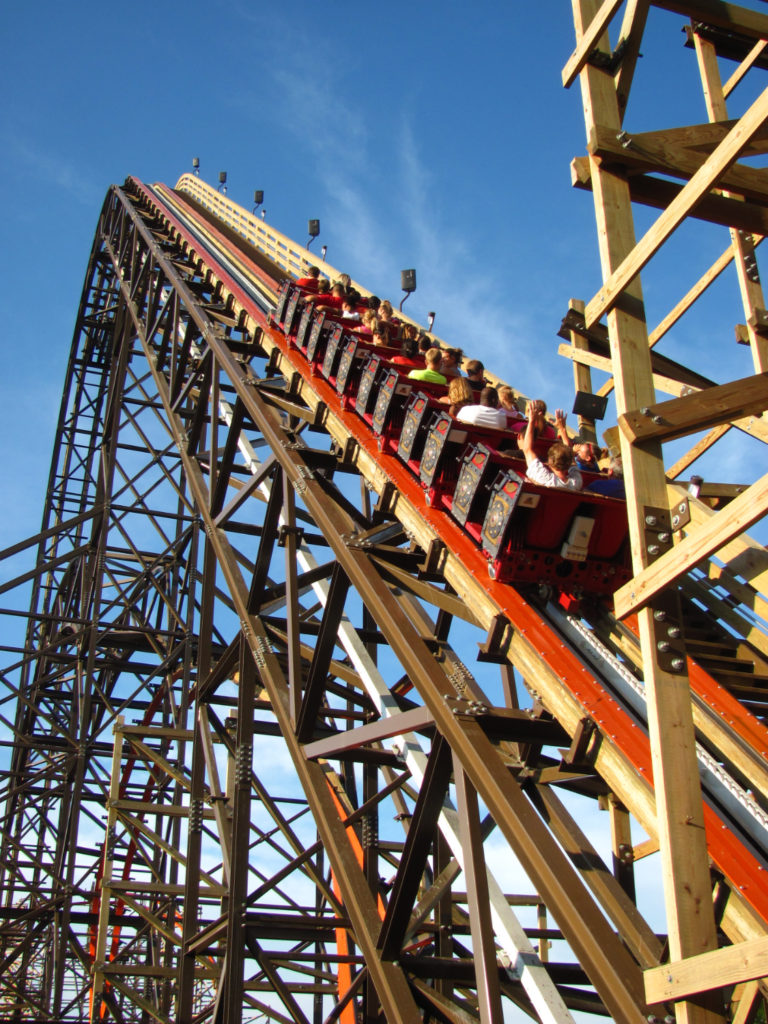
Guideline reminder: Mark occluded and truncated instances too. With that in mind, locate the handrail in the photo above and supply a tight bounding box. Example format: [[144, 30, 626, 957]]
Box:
[[175, 173, 346, 287], [170, 174, 529, 406]]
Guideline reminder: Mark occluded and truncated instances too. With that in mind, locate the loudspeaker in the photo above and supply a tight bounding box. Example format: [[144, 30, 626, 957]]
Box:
[[254, 190, 264, 205], [308, 219, 320, 238], [572, 390, 608, 420], [401, 268, 417, 292]]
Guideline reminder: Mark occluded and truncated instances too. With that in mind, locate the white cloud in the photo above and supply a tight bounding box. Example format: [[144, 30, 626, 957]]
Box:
[[224, 45, 557, 400]]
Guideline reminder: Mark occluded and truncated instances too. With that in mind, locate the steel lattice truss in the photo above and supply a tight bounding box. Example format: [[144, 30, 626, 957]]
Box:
[[3, 4, 768, 1024]]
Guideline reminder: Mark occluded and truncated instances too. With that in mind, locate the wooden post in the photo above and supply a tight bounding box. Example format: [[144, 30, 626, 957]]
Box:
[[570, 4, 723, 1022]]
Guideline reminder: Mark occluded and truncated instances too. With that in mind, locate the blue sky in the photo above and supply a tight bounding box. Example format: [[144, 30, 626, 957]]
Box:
[[1, 1, 766, 552]]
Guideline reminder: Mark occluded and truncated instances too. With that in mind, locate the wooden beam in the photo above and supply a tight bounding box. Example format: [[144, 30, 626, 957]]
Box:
[[572, 157, 768, 236], [589, 124, 768, 198], [197, 706, 232, 882], [648, 244, 744, 348], [683, 576, 768, 661], [619, 372, 768, 443], [665, 424, 732, 479], [683, 21, 768, 72], [584, 86, 768, 328], [562, 0, 625, 88], [728, 411, 768, 445], [615, 0, 650, 117], [632, 837, 659, 861], [730, 980, 763, 1024], [724, 40, 768, 99], [694, 481, 750, 504], [652, 1, 768, 44], [371, 556, 481, 623], [707, 563, 768, 620], [612, 121, 768, 159], [533, 785, 663, 968], [558, 341, 689, 396], [614, 471, 768, 618], [670, 481, 768, 597], [644, 936, 768, 1004], [591, 241, 751, 401], [559, 306, 716, 391], [559, 342, 611, 372]]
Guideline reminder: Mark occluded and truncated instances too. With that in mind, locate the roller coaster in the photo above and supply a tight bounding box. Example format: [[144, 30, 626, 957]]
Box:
[[2, 3, 768, 1023]]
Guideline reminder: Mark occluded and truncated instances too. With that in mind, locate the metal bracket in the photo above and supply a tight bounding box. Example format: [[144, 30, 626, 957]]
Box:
[[586, 36, 628, 75], [336, 436, 359, 468], [373, 481, 397, 519], [650, 590, 687, 674], [293, 465, 314, 496], [742, 248, 761, 285], [477, 614, 513, 663], [235, 743, 252, 786], [252, 635, 271, 670], [642, 505, 674, 562], [562, 716, 598, 769], [344, 532, 368, 551], [641, 504, 688, 671], [418, 538, 447, 576], [670, 497, 690, 532], [447, 665, 473, 697], [640, 504, 689, 673], [189, 798, 204, 834], [444, 694, 489, 716], [362, 813, 377, 848], [277, 524, 304, 547]]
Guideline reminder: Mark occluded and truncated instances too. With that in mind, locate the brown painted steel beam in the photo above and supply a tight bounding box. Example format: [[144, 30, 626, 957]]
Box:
[[378, 735, 452, 960]]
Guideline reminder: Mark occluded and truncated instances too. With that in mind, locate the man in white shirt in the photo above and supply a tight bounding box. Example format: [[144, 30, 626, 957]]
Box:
[[340, 297, 361, 322], [456, 387, 508, 429], [521, 400, 583, 489]]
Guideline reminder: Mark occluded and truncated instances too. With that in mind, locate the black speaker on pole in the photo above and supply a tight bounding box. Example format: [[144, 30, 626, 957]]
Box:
[[401, 268, 416, 293]]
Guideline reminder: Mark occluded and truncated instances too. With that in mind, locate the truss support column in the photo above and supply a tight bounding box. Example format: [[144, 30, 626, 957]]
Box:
[[571, 4, 723, 1023], [217, 636, 255, 1024], [90, 718, 125, 1023], [54, 296, 134, 1018], [178, 535, 218, 1024], [453, 757, 504, 1024]]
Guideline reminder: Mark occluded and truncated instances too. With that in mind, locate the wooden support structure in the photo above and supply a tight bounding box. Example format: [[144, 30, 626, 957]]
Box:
[[567, 3, 768, 1021]]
